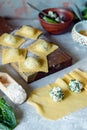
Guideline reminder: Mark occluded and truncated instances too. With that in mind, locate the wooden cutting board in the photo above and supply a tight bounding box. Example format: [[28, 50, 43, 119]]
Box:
[[0, 18, 72, 83], [10, 48, 72, 83], [0, 16, 13, 35]]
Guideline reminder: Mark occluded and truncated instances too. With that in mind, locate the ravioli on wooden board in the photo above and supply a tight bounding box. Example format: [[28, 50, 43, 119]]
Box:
[[27, 39, 58, 56], [18, 56, 48, 73]]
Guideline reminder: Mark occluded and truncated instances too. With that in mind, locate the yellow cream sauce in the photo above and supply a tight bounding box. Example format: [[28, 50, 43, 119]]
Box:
[[79, 30, 87, 36]]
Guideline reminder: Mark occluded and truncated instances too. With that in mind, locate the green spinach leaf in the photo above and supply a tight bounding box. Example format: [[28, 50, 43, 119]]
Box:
[[0, 98, 17, 129], [0, 123, 11, 130]]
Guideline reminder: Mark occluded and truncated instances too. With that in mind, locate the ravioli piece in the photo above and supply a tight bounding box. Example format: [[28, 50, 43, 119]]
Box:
[[15, 25, 43, 40], [27, 39, 58, 56], [27, 69, 87, 120], [0, 33, 25, 48], [2, 48, 27, 64], [18, 56, 48, 73]]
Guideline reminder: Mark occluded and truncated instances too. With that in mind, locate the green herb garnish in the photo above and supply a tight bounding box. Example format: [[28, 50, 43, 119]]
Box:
[[43, 16, 58, 23]]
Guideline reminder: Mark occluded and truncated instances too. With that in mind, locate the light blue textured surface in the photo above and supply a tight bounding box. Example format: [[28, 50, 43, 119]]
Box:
[[0, 0, 87, 18], [0, 0, 87, 130], [1, 18, 87, 130]]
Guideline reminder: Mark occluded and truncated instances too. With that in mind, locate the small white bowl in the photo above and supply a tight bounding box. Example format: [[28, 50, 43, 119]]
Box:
[[71, 20, 87, 46]]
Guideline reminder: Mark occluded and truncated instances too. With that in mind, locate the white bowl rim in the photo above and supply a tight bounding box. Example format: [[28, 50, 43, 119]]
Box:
[[73, 20, 87, 38]]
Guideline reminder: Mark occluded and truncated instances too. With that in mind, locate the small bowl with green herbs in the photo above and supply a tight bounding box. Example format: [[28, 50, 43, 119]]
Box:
[[38, 8, 74, 34]]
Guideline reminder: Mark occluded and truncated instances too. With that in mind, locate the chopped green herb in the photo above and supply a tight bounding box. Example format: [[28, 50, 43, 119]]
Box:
[[43, 16, 58, 23], [43, 11, 64, 24]]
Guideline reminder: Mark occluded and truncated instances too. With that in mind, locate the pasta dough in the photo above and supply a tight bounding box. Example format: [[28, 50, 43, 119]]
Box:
[[15, 25, 43, 40], [27, 69, 87, 120], [2, 48, 27, 64], [0, 33, 25, 48], [18, 56, 48, 73], [27, 39, 58, 56]]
